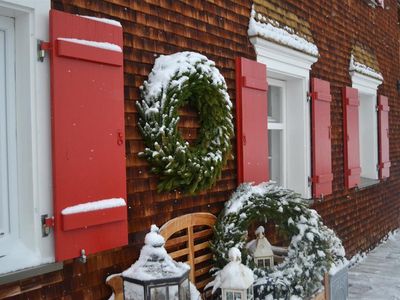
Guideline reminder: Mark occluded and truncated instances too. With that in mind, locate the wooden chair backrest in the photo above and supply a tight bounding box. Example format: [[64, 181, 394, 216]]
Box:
[[159, 212, 217, 291]]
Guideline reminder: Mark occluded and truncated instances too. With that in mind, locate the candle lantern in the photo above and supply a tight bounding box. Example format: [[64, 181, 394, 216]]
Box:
[[253, 226, 274, 269], [122, 225, 190, 300], [219, 247, 254, 300]]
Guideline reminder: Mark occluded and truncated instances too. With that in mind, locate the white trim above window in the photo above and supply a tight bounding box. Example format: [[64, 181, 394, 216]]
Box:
[[250, 36, 318, 198], [350, 71, 382, 94]]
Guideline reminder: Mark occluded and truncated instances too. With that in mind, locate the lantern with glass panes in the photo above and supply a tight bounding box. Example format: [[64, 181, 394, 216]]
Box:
[[122, 225, 190, 300], [218, 248, 254, 300], [253, 226, 274, 269]]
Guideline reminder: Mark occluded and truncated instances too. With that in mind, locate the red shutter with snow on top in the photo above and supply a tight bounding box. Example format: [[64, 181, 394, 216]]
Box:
[[235, 57, 269, 184], [378, 95, 390, 179], [50, 10, 127, 261], [343, 87, 361, 189], [310, 78, 333, 198]]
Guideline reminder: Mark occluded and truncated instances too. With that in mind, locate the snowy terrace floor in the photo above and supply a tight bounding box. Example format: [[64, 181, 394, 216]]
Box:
[[348, 230, 400, 300]]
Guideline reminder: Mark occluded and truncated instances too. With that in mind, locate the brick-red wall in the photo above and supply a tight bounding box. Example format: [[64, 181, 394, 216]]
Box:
[[1, 0, 399, 299]]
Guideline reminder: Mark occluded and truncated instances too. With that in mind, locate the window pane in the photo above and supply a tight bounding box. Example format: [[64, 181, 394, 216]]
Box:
[[265, 258, 271, 267], [248, 287, 253, 295], [359, 93, 378, 180], [257, 259, 264, 268], [123, 282, 144, 300], [179, 279, 189, 299], [268, 85, 282, 123], [0, 28, 9, 239], [169, 285, 179, 300], [150, 287, 167, 300], [227, 291, 234, 300], [234, 292, 242, 300], [268, 130, 282, 185]]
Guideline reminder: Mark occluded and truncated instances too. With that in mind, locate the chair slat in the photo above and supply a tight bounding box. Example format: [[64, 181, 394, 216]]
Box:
[[170, 248, 189, 259], [195, 265, 212, 277], [194, 253, 213, 265], [193, 241, 209, 252]]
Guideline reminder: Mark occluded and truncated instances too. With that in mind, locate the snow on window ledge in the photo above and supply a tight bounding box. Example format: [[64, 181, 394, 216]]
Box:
[[61, 198, 126, 215], [0, 238, 54, 276]]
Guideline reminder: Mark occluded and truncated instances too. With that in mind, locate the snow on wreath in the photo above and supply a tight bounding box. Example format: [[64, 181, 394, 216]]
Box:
[[137, 51, 234, 194], [210, 183, 347, 299]]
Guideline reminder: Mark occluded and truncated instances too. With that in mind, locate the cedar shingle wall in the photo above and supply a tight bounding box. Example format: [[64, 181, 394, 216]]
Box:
[[1, 0, 400, 298]]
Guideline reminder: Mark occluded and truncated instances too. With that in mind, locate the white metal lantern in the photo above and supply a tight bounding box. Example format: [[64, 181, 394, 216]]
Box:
[[253, 226, 274, 268], [219, 248, 254, 300], [122, 225, 190, 300]]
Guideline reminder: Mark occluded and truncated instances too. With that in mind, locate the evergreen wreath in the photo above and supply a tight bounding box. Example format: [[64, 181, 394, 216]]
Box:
[[211, 183, 346, 299], [137, 52, 234, 194]]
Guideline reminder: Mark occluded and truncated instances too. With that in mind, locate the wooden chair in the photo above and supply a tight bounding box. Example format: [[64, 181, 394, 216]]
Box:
[[106, 212, 217, 299]]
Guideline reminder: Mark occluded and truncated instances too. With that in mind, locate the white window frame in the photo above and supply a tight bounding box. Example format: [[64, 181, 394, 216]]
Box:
[[250, 37, 318, 198], [350, 71, 382, 187], [0, 14, 17, 243], [0, 0, 53, 276]]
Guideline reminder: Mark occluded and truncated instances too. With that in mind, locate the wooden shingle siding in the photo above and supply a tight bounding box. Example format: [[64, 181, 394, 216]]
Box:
[[1, 0, 400, 298]]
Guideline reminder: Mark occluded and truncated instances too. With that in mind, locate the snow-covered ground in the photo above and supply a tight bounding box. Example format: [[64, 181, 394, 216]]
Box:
[[348, 230, 400, 300]]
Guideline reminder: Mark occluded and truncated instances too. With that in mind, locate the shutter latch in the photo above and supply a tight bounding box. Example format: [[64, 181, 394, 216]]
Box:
[[37, 40, 51, 62], [41, 214, 55, 237], [308, 176, 312, 187], [307, 92, 312, 102]]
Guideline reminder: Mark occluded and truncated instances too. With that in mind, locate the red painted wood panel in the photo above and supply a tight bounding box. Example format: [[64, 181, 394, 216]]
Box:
[[235, 57, 269, 184], [50, 9, 127, 261], [57, 39, 122, 66], [343, 87, 361, 189], [311, 78, 333, 198], [378, 95, 390, 179], [62, 206, 127, 231]]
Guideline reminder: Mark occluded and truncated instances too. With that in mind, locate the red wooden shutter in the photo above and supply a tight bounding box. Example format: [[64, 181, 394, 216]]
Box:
[[235, 57, 269, 184], [310, 78, 333, 198], [343, 87, 361, 189], [50, 10, 127, 261], [378, 95, 390, 179]]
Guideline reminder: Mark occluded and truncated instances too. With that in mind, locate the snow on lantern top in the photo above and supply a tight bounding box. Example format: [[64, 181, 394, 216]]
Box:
[[218, 248, 254, 290], [122, 225, 189, 281]]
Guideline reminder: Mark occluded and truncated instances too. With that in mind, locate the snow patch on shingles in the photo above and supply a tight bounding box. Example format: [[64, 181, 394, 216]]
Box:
[[79, 15, 122, 27], [57, 38, 122, 52], [61, 198, 126, 215], [350, 54, 383, 81], [248, 9, 319, 57]]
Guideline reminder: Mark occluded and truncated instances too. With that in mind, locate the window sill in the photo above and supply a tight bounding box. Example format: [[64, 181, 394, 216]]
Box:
[[0, 262, 63, 285], [358, 177, 380, 190]]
